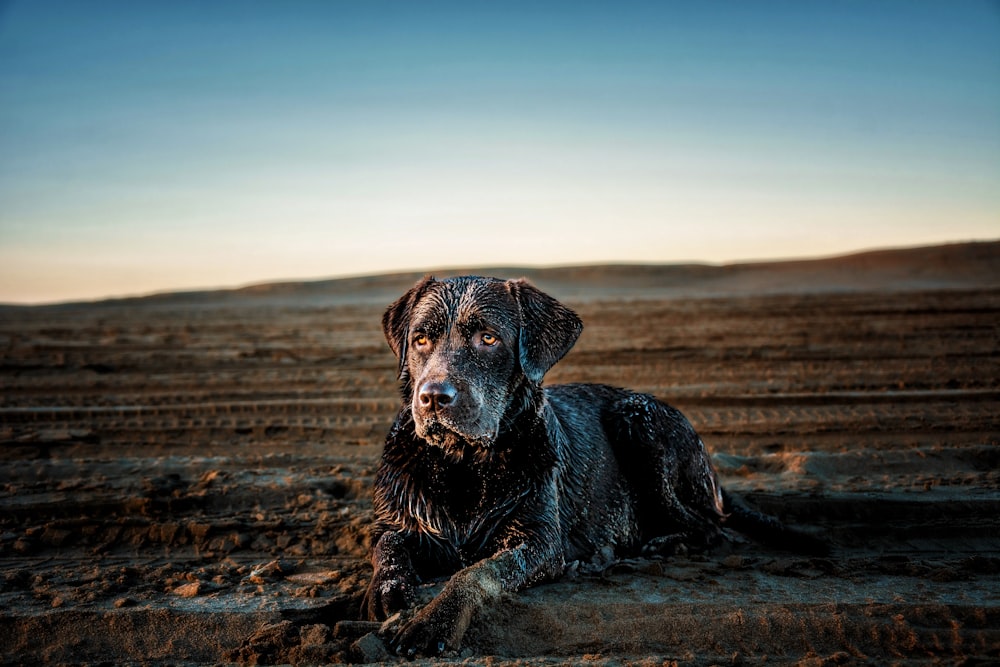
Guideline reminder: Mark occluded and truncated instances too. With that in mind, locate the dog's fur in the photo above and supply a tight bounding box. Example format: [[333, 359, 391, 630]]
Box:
[[363, 275, 822, 656]]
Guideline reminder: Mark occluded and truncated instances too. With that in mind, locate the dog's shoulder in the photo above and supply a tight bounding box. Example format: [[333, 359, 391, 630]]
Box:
[[542, 383, 632, 462], [544, 383, 635, 423]]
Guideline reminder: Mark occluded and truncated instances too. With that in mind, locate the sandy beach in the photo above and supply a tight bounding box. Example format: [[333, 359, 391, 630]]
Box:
[[1, 241, 998, 665]]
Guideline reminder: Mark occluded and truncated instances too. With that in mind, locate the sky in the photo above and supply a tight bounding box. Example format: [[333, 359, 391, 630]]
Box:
[[1, 1, 998, 304]]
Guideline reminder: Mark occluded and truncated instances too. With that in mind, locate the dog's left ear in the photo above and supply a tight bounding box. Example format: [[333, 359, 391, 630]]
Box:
[[508, 278, 583, 384], [382, 275, 436, 378]]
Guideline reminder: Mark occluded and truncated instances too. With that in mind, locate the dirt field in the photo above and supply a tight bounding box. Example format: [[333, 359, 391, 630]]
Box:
[[1, 242, 998, 666]]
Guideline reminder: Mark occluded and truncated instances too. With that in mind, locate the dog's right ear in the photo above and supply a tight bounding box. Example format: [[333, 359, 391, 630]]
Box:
[[508, 278, 583, 384], [382, 275, 435, 377]]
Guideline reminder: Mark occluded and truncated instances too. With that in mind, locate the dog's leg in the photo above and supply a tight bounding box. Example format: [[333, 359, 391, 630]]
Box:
[[389, 538, 561, 657], [388, 477, 565, 658], [362, 530, 419, 621]]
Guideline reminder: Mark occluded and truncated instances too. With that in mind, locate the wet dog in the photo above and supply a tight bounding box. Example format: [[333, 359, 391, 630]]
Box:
[[363, 275, 823, 656]]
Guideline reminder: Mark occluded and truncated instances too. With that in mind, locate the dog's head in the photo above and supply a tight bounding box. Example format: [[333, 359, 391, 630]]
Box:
[[382, 275, 582, 457]]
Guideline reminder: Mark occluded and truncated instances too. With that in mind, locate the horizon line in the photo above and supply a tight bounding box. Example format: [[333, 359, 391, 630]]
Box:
[[4, 237, 997, 308]]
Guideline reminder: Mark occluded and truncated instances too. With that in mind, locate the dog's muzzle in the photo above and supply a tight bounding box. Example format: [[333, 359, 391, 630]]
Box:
[[412, 379, 496, 451]]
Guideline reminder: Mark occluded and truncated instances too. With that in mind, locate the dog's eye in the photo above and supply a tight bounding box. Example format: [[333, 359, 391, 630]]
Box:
[[480, 333, 499, 347], [413, 334, 430, 348]]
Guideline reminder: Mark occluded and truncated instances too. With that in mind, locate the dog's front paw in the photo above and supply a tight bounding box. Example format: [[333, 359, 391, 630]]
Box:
[[389, 592, 470, 658], [362, 573, 416, 621]]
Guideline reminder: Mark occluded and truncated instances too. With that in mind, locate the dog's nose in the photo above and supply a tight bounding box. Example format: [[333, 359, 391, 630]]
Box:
[[418, 381, 457, 411]]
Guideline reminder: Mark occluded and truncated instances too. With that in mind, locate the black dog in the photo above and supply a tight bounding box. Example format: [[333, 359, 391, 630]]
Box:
[[363, 275, 822, 656]]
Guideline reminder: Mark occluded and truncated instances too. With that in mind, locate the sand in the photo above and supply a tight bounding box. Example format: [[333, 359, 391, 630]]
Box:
[[1, 241, 998, 665]]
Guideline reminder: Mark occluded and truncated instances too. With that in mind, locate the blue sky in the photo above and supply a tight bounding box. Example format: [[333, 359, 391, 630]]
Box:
[[1, 1, 998, 303]]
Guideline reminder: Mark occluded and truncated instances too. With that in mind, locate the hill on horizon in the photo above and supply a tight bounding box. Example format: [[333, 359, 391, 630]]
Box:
[[7, 239, 999, 310]]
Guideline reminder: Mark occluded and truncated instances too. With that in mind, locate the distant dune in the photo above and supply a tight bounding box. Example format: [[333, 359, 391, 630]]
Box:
[[9, 239, 999, 309]]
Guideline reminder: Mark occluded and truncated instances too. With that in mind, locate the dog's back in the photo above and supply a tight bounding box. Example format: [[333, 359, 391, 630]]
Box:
[[545, 382, 729, 561], [549, 382, 828, 558]]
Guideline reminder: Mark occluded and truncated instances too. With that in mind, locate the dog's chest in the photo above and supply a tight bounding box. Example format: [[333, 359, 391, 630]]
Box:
[[391, 457, 529, 559]]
